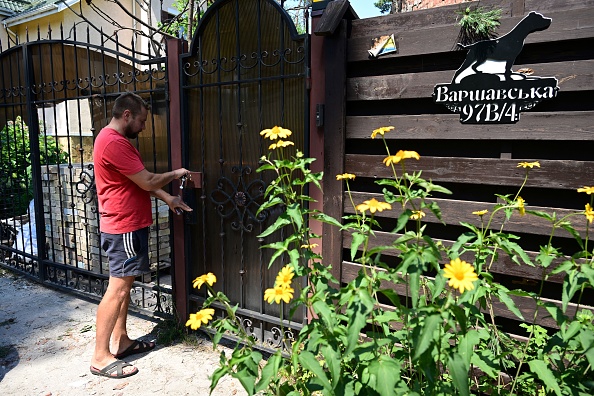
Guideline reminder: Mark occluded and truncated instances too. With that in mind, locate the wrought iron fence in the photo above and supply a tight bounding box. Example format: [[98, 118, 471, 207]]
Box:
[[0, 26, 175, 317]]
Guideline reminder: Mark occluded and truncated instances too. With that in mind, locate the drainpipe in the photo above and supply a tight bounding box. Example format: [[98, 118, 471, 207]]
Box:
[[3, 22, 18, 45]]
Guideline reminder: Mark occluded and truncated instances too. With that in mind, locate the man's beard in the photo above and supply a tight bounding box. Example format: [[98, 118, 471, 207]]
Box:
[[124, 125, 140, 139]]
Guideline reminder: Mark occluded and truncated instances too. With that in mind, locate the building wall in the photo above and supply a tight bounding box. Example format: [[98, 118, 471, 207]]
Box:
[[402, 0, 469, 12], [2, 0, 177, 57]]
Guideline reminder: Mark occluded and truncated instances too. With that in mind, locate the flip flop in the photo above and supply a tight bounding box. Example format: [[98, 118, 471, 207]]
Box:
[[90, 360, 138, 379], [113, 339, 155, 359]]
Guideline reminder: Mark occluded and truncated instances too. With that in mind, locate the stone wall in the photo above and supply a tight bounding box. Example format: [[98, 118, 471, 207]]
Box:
[[41, 164, 171, 279]]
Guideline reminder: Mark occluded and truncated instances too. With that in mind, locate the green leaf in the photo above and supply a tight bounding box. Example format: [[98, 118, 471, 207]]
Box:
[[321, 345, 341, 390], [298, 351, 333, 392], [286, 202, 302, 230], [413, 313, 440, 360], [392, 212, 411, 233], [471, 350, 499, 378], [210, 365, 230, 391], [378, 288, 402, 308], [550, 260, 574, 275], [527, 359, 562, 396], [255, 352, 282, 393], [313, 212, 342, 228], [345, 288, 374, 356], [448, 353, 470, 396], [235, 366, 256, 396], [559, 222, 584, 249], [258, 215, 291, 238], [366, 355, 400, 396], [350, 232, 366, 261], [458, 330, 480, 368], [497, 288, 524, 320]]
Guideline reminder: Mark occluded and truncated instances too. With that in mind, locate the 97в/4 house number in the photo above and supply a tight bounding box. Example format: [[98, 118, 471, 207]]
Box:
[[460, 102, 518, 123]]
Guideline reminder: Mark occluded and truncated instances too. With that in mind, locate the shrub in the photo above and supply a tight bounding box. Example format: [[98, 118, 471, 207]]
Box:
[[0, 116, 69, 218], [188, 126, 594, 396]]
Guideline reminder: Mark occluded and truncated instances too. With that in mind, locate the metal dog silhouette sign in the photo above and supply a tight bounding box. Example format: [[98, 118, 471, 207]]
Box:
[[433, 12, 559, 124]]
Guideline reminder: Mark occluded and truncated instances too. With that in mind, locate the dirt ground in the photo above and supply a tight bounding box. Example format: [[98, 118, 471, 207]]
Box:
[[0, 269, 248, 396]]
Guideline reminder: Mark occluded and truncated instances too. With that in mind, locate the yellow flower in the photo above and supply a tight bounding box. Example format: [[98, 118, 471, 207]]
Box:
[[585, 203, 594, 224], [383, 150, 420, 166], [383, 155, 400, 166], [336, 173, 356, 181], [577, 186, 594, 195], [443, 258, 478, 293], [472, 210, 488, 216], [517, 161, 540, 169], [192, 272, 217, 289], [356, 198, 392, 214], [275, 265, 295, 288], [410, 210, 425, 220], [260, 126, 292, 140], [269, 140, 294, 150], [516, 196, 526, 216], [264, 285, 294, 304], [371, 126, 394, 139], [301, 243, 319, 249], [185, 308, 215, 330]]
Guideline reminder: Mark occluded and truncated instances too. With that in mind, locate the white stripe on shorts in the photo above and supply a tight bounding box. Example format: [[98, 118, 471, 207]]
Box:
[[124, 232, 134, 259]]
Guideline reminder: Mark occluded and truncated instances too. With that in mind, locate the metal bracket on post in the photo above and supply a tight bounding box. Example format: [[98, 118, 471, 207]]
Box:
[[316, 104, 325, 127]]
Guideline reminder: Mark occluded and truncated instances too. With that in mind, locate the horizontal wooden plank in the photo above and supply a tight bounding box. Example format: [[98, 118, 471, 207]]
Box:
[[346, 59, 594, 101], [345, 155, 594, 190], [342, 232, 565, 283], [346, 111, 594, 141], [341, 261, 593, 329], [351, 0, 514, 36], [348, 8, 594, 62], [344, 192, 588, 238], [526, 0, 594, 14]]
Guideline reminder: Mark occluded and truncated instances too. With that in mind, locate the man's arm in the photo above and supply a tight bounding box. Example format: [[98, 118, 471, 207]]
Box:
[[150, 189, 193, 214], [127, 168, 189, 192]]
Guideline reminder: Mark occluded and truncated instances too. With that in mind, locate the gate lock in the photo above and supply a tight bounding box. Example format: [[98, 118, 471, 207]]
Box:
[[177, 171, 202, 225]]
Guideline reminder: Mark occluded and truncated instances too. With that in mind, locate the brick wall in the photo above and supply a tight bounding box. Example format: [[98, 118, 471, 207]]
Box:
[[402, 0, 469, 12], [41, 164, 171, 279]]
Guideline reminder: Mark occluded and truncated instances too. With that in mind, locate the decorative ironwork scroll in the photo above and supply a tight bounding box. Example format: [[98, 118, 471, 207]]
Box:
[[209, 166, 267, 232]]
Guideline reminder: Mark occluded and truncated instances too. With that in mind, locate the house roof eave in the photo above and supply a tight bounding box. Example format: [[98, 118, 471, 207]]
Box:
[[3, 0, 80, 28]]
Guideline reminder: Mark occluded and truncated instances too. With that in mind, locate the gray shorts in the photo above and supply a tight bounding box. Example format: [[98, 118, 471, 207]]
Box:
[[101, 227, 150, 278]]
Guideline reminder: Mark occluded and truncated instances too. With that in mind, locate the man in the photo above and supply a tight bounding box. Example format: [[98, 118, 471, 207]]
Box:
[[90, 92, 192, 378]]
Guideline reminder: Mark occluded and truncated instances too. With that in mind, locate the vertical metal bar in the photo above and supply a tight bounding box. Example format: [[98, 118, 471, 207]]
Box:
[[215, 6, 226, 296], [22, 42, 47, 279], [233, 0, 246, 309]]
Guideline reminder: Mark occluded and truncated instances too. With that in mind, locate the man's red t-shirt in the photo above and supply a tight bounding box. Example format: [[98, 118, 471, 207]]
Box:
[[93, 127, 152, 234]]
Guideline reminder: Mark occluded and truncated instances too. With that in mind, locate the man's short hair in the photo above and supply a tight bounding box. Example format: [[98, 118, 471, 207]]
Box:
[[112, 92, 149, 119]]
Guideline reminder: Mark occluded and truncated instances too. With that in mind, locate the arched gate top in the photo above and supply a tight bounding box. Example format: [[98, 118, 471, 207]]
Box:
[[188, 0, 305, 56]]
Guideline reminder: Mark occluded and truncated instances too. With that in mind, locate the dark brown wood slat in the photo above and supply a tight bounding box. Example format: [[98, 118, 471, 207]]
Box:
[[341, 261, 593, 329], [346, 59, 594, 101], [342, 232, 565, 283], [349, 0, 514, 37], [346, 112, 594, 141], [526, 0, 594, 13], [347, 8, 594, 62], [344, 192, 588, 238], [345, 155, 594, 190]]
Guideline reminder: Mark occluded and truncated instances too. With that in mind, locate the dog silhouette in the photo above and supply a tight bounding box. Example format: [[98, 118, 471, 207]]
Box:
[[452, 12, 551, 84]]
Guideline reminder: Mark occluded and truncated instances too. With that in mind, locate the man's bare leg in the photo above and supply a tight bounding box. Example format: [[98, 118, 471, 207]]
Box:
[[111, 289, 133, 354], [90, 276, 136, 374]]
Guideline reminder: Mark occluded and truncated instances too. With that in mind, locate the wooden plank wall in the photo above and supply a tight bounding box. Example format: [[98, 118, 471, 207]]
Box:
[[329, 0, 594, 335]]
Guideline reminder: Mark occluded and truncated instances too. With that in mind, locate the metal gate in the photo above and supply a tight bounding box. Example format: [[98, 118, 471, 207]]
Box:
[[180, 0, 309, 350], [0, 29, 174, 316]]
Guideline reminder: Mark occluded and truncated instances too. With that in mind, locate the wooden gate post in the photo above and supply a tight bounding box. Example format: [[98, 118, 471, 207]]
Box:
[[167, 38, 190, 323], [312, 0, 358, 286]]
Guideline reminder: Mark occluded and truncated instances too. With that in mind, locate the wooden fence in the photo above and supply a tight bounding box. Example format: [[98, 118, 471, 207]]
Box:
[[317, 0, 594, 337]]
